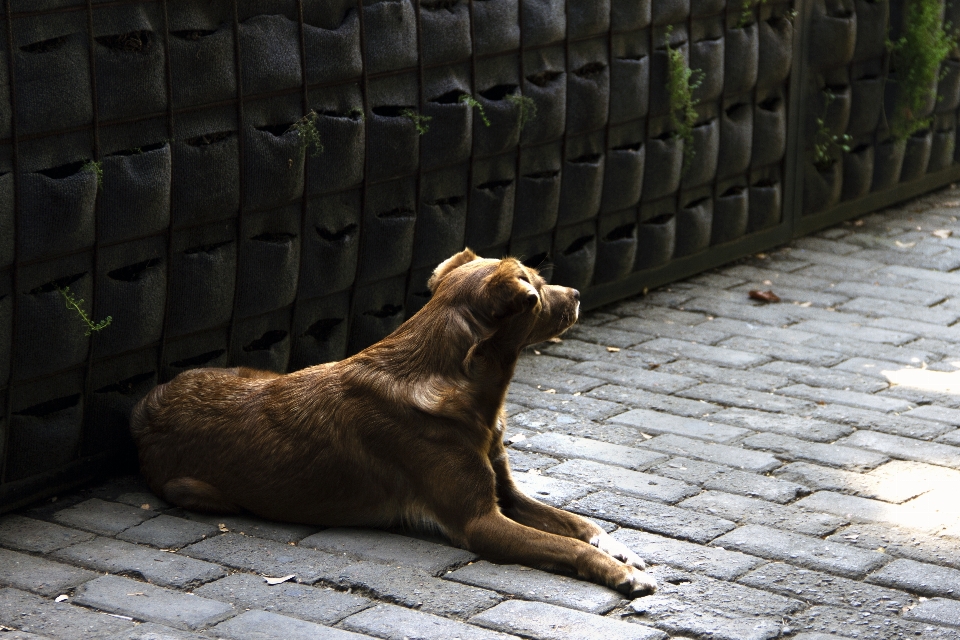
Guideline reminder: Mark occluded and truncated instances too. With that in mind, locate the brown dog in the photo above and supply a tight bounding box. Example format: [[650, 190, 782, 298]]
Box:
[[131, 249, 657, 596]]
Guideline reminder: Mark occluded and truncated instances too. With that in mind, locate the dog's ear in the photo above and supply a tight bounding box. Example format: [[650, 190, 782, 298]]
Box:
[[489, 260, 540, 319], [428, 248, 479, 292]]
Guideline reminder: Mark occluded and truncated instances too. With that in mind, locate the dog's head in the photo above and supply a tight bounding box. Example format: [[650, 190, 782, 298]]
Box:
[[427, 248, 580, 346]]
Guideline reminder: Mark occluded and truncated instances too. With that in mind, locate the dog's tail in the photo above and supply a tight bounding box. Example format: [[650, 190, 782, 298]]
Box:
[[129, 381, 168, 442]]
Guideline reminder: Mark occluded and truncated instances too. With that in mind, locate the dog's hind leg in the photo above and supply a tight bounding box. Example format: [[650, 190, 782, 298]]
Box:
[[161, 477, 240, 514]]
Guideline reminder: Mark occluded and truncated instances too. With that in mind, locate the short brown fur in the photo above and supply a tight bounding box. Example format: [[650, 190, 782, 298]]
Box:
[[132, 250, 656, 596]]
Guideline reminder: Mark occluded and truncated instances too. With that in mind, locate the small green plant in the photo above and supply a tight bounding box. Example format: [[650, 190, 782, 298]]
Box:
[[506, 93, 537, 130], [58, 286, 112, 335], [812, 91, 853, 169], [664, 27, 703, 163], [290, 110, 323, 156], [349, 108, 366, 122], [737, 0, 767, 28], [401, 109, 432, 135], [887, 0, 958, 139], [82, 160, 102, 189], [459, 94, 491, 127]]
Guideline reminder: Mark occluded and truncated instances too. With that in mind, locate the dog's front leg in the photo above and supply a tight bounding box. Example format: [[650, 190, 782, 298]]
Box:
[[460, 509, 656, 597], [490, 447, 651, 573]]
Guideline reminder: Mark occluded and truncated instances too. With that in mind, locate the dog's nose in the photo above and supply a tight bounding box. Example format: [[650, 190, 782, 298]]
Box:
[[571, 288, 580, 301]]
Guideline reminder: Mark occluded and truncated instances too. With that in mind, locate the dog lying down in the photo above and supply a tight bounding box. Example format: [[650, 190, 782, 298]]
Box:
[[131, 249, 657, 597]]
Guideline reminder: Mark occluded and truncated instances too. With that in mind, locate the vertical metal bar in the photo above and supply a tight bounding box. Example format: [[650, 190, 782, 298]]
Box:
[[156, 0, 177, 381], [346, 0, 371, 355], [404, 0, 426, 312], [510, 0, 526, 258], [227, 0, 245, 362], [1, 0, 18, 485], [77, 0, 102, 461], [466, 0, 478, 257], [292, 0, 309, 370], [783, 0, 811, 236]]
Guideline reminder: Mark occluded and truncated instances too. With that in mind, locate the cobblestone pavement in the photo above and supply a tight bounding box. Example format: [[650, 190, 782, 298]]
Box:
[[6, 191, 960, 639]]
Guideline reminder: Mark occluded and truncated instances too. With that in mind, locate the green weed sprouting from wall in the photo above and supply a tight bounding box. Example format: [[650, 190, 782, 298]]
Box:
[[291, 110, 324, 156], [664, 27, 703, 164], [887, 0, 958, 139], [82, 160, 103, 189], [401, 109, 433, 135], [459, 94, 491, 127], [58, 286, 112, 335], [737, 0, 767, 28], [812, 91, 853, 170], [505, 93, 537, 130]]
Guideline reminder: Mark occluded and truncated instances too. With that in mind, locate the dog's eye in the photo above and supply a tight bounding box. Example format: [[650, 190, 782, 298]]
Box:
[[518, 275, 530, 283]]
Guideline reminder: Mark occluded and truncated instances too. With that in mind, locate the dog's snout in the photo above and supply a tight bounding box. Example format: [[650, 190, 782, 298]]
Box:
[[571, 288, 580, 301]]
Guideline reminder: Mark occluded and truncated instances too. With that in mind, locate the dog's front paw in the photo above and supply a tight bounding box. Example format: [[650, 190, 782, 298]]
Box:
[[590, 530, 647, 570], [615, 566, 658, 598]]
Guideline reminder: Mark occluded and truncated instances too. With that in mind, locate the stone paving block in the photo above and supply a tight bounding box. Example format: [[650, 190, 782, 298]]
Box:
[[546, 459, 699, 504], [627, 600, 784, 640], [793, 236, 863, 254], [730, 283, 850, 308], [633, 337, 770, 368], [71, 576, 233, 631], [868, 315, 960, 343], [0, 515, 94, 553], [757, 360, 889, 393], [174, 509, 320, 543], [639, 434, 782, 473], [561, 326, 653, 348], [680, 490, 846, 536], [711, 524, 889, 579], [566, 360, 698, 394], [884, 263, 960, 286], [688, 271, 749, 287], [773, 462, 926, 503], [0, 587, 136, 638], [701, 317, 821, 345], [318, 560, 502, 619], [723, 263, 835, 287], [702, 469, 808, 503], [470, 599, 666, 640], [585, 385, 721, 418], [210, 610, 368, 640], [790, 320, 917, 345], [115, 492, 170, 511], [105, 622, 210, 640], [342, 603, 517, 640], [117, 515, 220, 550], [578, 311, 620, 325], [717, 335, 847, 367], [506, 383, 628, 421], [53, 537, 226, 589], [512, 432, 667, 470], [514, 353, 578, 373], [867, 558, 960, 598], [838, 430, 960, 469], [611, 528, 766, 580], [808, 334, 935, 366], [511, 369, 606, 395], [51, 499, 157, 536], [504, 449, 560, 472], [607, 304, 708, 325], [904, 404, 960, 427], [841, 296, 960, 324], [180, 533, 348, 584], [798, 491, 954, 534], [300, 528, 475, 574], [826, 523, 960, 571], [830, 280, 946, 305], [0, 548, 97, 597], [741, 432, 888, 471], [607, 408, 749, 443], [678, 383, 815, 414], [644, 565, 803, 619], [902, 338, 960, 359], [651, 457, 732, 485], [903, 598, 960, 628], [539, 338, 670, 364], [512, 411, 657, 448], [566, 491, 736, 544], [832, 356, 910, 379], [881, 386, 960, 413], [511, 470, 594, 507], [602, 317, 731, 345], [791, 604, 960, 640], [737, 561, 915, 614], [808, 404, 951, 439], [503, 402, 525, 416], [445, 561, 624, 615], [777, 384, 913, 413], [709, 408, 852, 442], [656, 359, 789, 391], [939, 429, 960, 446]]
